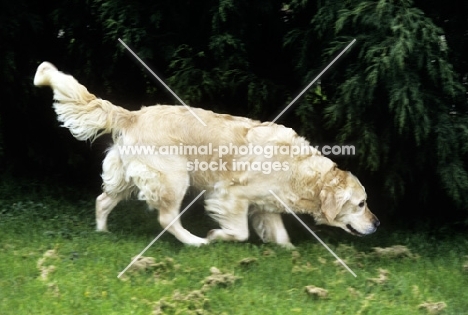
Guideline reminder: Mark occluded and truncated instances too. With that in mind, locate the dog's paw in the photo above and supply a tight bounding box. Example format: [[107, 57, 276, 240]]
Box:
[[186, 237, 210, 247], [95, 228, 111, 233], [207, 229, 217, 241], [207, 229, 249, 242], [207, 229, 229, 242], [278, 242, 296, 250]]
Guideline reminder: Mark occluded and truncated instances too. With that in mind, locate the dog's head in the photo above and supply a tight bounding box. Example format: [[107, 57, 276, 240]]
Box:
[[317, 169, 379, 236]]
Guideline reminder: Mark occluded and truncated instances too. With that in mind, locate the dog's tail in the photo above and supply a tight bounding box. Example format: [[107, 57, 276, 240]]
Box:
[[34, 61, 132, 142]]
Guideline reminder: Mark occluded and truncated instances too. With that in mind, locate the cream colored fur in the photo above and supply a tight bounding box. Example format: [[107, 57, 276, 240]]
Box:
[[34, 61, 379, 247]]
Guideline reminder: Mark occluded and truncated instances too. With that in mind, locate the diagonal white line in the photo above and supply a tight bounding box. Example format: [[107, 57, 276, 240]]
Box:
[[117, 190, 206, 278], [269, 190, 357, 277], [118, 38, 207, 126], [269, 39, 356, 125]]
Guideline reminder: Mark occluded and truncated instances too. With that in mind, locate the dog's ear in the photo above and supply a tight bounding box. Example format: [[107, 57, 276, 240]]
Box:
[[319, 187, 339, 222], [319, 187, 351, 222]]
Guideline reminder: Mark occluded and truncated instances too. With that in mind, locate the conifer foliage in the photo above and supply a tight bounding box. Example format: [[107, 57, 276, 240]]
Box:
[[286, 0, 468, 213]]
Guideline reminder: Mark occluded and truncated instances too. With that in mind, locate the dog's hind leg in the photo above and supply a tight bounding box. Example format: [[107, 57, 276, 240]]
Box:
[[96, 193, 122, 232], [131, 160, 208, 246], [205, 199, 250, 242], [156, 201, 209, 246], [250, 209, 294, 249], [97, 145, 128, 231]]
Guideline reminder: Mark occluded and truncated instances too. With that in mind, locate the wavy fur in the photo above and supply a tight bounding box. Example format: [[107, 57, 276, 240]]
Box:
[[34, 62, 132, 141]]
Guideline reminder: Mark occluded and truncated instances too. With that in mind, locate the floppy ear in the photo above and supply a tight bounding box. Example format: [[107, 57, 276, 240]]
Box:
[[319, 187, 351, 223], [319, 188, 339, 222]]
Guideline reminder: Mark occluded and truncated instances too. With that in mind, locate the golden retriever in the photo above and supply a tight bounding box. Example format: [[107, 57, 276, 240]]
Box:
[[33, 61, 379, 248]]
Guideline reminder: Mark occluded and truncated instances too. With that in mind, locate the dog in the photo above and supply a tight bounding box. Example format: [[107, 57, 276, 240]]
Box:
[[34, 61, 379, 248]]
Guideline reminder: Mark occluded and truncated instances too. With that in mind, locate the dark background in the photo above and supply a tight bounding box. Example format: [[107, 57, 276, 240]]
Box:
[[1, 0, 467, 229]]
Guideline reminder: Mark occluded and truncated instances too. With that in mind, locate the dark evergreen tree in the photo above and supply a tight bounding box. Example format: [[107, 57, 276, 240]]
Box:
[[286, 0, 468, 217]]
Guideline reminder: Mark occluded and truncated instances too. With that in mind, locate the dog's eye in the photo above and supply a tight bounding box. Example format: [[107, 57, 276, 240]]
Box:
[[358, 201, 365, 208]]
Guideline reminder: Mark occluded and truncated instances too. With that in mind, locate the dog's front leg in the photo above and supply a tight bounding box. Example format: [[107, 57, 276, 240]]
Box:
[[250, 210, 294, 249]]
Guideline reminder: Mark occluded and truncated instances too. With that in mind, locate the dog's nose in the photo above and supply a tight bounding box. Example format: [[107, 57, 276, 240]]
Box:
[[373, 217, 380, 228]]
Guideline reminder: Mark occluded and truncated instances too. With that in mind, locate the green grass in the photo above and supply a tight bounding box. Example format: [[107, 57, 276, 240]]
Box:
[[0, 182, 467, 314]]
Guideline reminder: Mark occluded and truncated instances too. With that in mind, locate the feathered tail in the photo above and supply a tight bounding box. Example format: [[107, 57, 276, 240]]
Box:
[[34, 62, 132, 141]]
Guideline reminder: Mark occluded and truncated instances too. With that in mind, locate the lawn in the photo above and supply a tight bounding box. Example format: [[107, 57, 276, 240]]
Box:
[[0, 181, 467, 314]]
